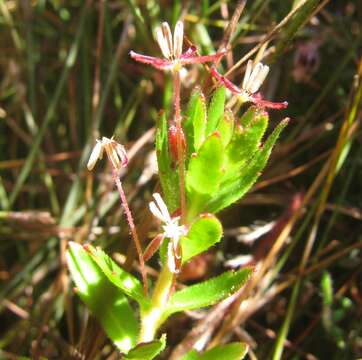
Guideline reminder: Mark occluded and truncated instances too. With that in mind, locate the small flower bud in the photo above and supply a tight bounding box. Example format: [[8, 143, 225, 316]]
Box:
[[168, 125, 186, 162]]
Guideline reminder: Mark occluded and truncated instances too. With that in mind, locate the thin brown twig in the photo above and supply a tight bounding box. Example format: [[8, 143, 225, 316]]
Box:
[[217, 0, 247, 68], [225, 0, 331, 76]]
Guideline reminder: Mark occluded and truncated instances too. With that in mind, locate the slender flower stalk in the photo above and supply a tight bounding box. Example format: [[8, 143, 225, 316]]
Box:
[[210, 60, 288, 110], [87, 137, 148, 295]]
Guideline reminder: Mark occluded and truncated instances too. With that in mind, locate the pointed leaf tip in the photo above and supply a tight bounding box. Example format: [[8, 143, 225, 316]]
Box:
[[124, 334, 166, 360], [206, 86, 226, 136]]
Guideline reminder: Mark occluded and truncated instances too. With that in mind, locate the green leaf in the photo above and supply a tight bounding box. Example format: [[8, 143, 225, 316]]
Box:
[[180, 350, 200, 360], [165, 268, 252, 315], [239, 106, 259, 127], [84, 244, 150, 310], [124, 334, 166, 360], [201, 343, 248, 360], [181, 342, 248, 360], [66, 242, 138, 352], [224, 110, 268, 171], [207, 119, 289, 213], [186, 133, 224, 195], [156, 112, 179, 212], [184, 87, 207, 154], [206, 86, 225, 136], [181, 214, 222, 263], [216, 109, 235, 148]]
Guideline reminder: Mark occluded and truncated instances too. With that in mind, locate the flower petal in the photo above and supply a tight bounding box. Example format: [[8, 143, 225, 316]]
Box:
[[180, 48, 226, 65], [173, 21, 184, 58], [249, 64, 269, 94], [87, 141, 103, 170], [129, 51, 173, 71], [250, 95, 288, 109], [149, 201, 167, 223], [210, 67, 242, 94], [245, 62, 263, 93], [115, 143, 128, 167], [153, 193, 172, 223], [242, 60, 253, 90], [160, 22, 173, 59]]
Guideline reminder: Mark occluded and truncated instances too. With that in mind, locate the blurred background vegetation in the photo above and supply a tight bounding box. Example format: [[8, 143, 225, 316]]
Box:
[[0, 0, 361, 359]]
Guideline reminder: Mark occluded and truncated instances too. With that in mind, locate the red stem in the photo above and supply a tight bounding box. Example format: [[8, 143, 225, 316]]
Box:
[[173, 71, 186, 224], [112, 169, 148, 295]]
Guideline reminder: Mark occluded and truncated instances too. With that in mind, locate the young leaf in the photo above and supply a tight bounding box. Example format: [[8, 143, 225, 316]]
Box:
[[165, 268, 252, 315], [183, 87, 207, 154], [216, 109, 235, 148], [224, 110, 268, 171], [207, 119, 289, 213], [66, 242, 138, 352], [84, 244, 150, 309], [124, 334, 166, 360], [239, 106, 259, 127], [181, 214, 222, 263], [200, 342, 248, 360], [156, 112, 179, 212], [181, 342, 248, 360], [186, 133, 224, 195], [206, 86, 226, 136], [180, 350, 200, 360]]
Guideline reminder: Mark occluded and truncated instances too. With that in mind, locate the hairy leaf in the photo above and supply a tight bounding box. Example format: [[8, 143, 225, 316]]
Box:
[[84, 244, 150, 309], [165, 268, 252, 315], [224, 110, 268, 171], [124, 334, 166, 360], [184, 87, 207, 154], [180, 350, 199, 360], [239, 106, 259, 127], [181, 343, 248, 360], [181, 214, 222, 263], [66, 242, 138, 352], [207, 119, 288, 213], [186, 133, 224, 195], [216, 109, 235, 148], [206, 86, 226, 136]]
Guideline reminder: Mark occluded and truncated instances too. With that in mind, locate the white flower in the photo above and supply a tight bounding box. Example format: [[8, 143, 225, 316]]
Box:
[[149, 193, 187, 242], [149, 193, 187, 273], [242, 60, 270, 95], [87, 136, 128, 171], [210, 60, 287, 109]]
